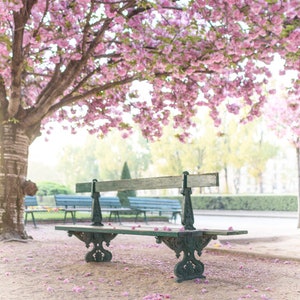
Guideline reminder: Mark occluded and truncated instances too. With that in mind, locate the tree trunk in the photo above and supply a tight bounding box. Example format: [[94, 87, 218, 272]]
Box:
[[297, 146, 300, 228], [224, 166, 229, 193], [0, 123, 31, 240]]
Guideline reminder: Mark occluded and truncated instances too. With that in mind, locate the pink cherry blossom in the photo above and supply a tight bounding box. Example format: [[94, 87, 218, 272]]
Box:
[[1, 0, 300, 236]]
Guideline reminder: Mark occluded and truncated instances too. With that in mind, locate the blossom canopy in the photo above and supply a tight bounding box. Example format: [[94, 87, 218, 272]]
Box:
[[0, 0, 299, 141]]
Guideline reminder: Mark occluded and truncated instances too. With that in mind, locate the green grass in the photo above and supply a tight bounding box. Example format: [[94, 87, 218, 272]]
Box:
[[25, 210, 169, 223]]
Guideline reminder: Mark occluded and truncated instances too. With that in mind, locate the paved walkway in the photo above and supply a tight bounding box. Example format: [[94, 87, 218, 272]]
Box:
[[193, 210, 300, 261]]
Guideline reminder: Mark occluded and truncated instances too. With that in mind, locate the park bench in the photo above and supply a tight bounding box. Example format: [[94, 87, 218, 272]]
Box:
[[55, 172, 248, 282], [24, 196, 47, 228], [128, 197, 182, 223], [54, 194, 131, 224]]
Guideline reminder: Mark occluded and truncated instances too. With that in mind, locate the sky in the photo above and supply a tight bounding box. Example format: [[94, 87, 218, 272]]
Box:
[[29, 126, 88, 165]]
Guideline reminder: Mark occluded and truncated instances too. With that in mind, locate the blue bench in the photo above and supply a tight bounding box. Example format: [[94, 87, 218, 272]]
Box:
[[24, 196, 46, 227], [128, 197, 182, 223], [54, 194, 131, 224]]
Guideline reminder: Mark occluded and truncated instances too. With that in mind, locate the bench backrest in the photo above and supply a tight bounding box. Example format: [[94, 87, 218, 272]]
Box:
[[55, 194, 91, 208], [75, 172, 219, 229], [54, 194, 122, 208], [25, 196, 38, 207], [100, 197, 122, 208], [76, 173, 219, 193], [128, 197, 181, 211]]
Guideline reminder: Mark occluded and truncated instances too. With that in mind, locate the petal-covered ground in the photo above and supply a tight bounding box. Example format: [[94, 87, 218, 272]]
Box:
[[0, 224, 299, 300]]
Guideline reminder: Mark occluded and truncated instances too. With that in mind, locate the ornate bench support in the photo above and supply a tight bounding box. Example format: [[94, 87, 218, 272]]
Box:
[[68, 231, 117, 262], [181, 171, 196, 230], [156, 234, 217, 282], [67, 229, 216, 282]]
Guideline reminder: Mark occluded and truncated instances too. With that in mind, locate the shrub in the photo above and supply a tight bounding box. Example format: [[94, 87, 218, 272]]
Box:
[[36, 182, 72, 196]]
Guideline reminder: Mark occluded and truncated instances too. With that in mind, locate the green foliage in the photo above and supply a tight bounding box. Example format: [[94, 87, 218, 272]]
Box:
[[57, 136, 100, 188], [168, 194, 297, 211], [56, 129, 151, 188], [95, 129, 150, 180], [150, 112, 279, 193], [36, 182, 72, 196], [117, 162, 136, 206]]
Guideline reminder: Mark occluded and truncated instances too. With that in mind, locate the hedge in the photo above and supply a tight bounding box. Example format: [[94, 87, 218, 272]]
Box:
[[167, 194, 298, 211]]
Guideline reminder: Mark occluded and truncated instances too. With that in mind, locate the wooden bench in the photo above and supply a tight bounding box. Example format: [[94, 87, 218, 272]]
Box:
[[55, 172, 248, 282], [24, 196, 47, 228], [54, 194, 131, 224], [128, 197, 182, 223]]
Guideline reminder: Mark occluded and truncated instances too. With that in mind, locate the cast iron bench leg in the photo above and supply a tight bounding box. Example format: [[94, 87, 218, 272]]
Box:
[[63, 211, 67, 223], [25, 211, 37, 228], [143, 211, 148, 224], [156, 234, 217, 282], [68, 231, 117, 262], [109, 212, 122, 224], [71, 211, 76, 224], [31, 212, 37, 228], [116, 212, 121, 224]]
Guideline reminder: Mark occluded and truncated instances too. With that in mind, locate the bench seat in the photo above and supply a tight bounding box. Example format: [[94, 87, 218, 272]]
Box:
[[55, 224, 247, 237]]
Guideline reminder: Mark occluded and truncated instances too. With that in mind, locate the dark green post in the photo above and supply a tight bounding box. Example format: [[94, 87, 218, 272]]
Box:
[[91, 179, 103, 226], [181, 171, 196, 230]]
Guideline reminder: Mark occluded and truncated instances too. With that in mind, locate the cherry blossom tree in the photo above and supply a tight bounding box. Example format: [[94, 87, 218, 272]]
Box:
[[0, 0, 299, 239], [264, 82, 300, 227]]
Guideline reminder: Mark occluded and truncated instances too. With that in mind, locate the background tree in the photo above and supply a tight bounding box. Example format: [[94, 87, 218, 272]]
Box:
[[56, 128, 150, 188], [57, 136, 99, 189], [265, 83, 300, 227], [213, 118, 278, 193], [117, 161, 136, 207], [0, 1, 299, 239], [244, 131, 278, 193], [150, 113, 278, 193], [94, 130, 150, 179]]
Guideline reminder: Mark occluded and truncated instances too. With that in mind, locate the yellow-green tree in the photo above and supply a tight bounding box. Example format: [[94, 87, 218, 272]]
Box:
[[95, 130, 150, 180], [150, 114, 278, 193]]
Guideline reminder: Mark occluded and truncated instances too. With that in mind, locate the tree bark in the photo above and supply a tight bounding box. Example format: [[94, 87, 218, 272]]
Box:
[[0, 123, 31, 240]]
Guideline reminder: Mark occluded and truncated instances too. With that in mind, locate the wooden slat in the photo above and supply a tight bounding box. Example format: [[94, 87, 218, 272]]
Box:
[[55, 225, 247, 236], [76, 182, 92, 193], [76, 173, 219, 193], [55, 225, 203, 237]]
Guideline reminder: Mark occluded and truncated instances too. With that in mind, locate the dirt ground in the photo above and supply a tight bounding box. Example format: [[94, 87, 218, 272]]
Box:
[[1, 223, 300, 300]]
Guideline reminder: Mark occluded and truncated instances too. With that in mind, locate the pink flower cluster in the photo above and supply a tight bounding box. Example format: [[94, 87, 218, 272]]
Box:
[[0, 0, 299, 140]]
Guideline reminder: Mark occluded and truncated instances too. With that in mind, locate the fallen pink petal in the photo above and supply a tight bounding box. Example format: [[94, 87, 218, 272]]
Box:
[[46, 287, 54, 292], [72, 286, 85, 293]]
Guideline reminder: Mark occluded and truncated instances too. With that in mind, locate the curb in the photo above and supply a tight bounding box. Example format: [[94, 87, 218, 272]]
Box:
[[206, 246, 300, 263]]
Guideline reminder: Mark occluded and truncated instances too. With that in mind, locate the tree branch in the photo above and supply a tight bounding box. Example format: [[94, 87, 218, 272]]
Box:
[[8, 0, 37, 117], [44, 74, 139, 118]]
